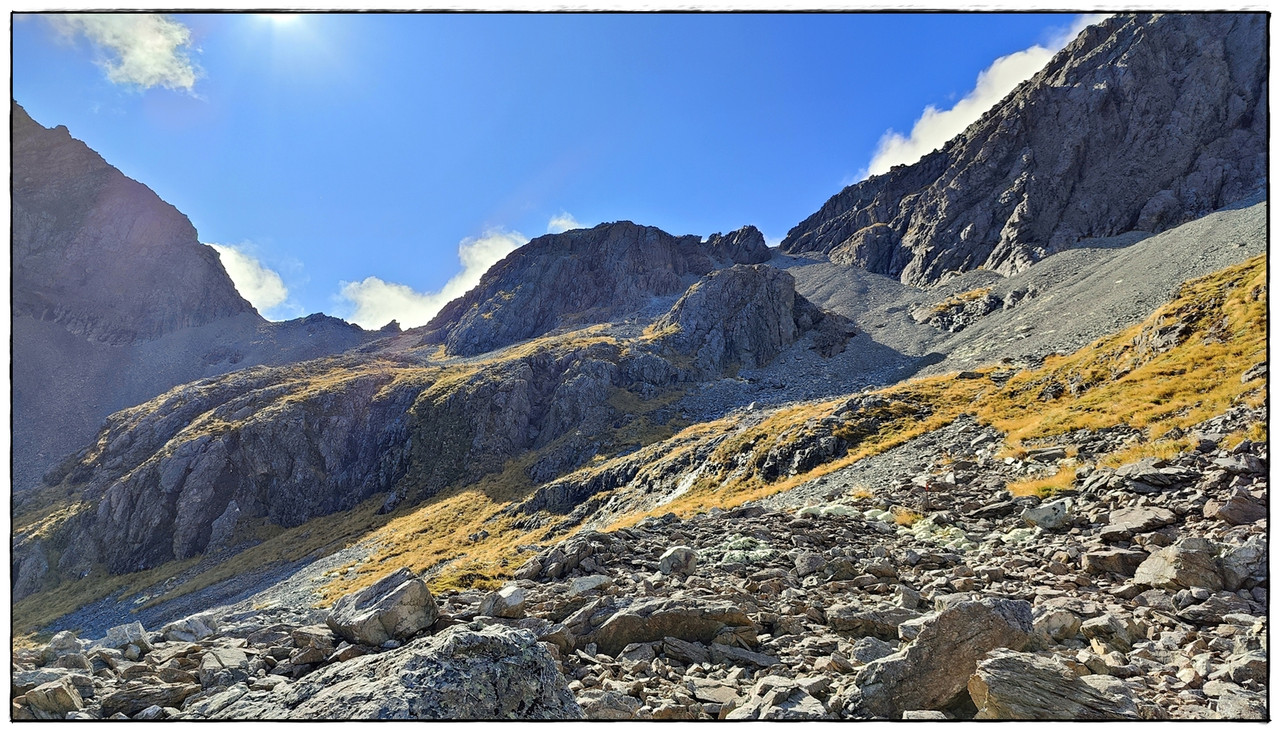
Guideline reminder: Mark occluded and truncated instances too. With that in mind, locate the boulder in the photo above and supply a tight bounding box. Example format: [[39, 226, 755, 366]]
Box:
[[101, 683, 202, 717], [1204, 489, 1266, 525], [479, 585, 528, 619], [588, 598, 755, 656], [1021, 498, 1073, 531], [219, 625, 583, 719], [577, 689, 642, 720], [658, 546, 698, 576], [23, 679, 84, 719], [854, 598, 1033, 718], [968, 649, 1139, 719], [1220, 536, 1267, 591], [1100, 506, 1176, 540], [326, 568, 440, 647], [1133, 538, 1223, 591], [162, 614, 218, 643], [1082, 548, 1148, 576], [101, 621, 153, 654], [827, 603, 922, 640]]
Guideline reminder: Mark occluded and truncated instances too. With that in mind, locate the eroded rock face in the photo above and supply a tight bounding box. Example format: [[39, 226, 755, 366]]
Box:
[[781, 13, 1266, 285], [651, 265, 852, 374], [969, 649, 1140, 719]]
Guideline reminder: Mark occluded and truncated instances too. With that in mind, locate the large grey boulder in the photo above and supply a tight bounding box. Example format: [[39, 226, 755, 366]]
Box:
[[23, 678, 84, 719], [326, 568, 440, 647], [221, 625, 583, 719], [1220, 535, 1267, 591], [1133, 537, 1224, 591], [854, 598, 1033, 718], [968, 649, 1140, 719]]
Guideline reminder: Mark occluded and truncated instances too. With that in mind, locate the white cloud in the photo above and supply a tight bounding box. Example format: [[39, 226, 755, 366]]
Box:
[[209, 243, 291, 317], [864, 14, 1108, 178], [49, 13, 199, 91], [339, 230, 526, 329], [547, 212, 584, 234]]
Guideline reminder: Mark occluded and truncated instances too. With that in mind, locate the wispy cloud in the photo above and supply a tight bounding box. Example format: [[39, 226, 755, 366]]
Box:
[[209, 243, 296, 320], [863, 14, 1108, 179], [547, 212, 584, 234], [49, 13, 199, 91], [338, 230, 527, 330]]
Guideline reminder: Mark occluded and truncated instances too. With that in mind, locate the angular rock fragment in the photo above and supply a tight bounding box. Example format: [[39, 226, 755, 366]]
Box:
[[969, 650, 1139, 719], [326, 568, 440, 647]]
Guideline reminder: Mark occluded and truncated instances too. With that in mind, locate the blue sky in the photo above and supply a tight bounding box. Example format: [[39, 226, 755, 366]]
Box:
[[13, 12, 1100, 328]]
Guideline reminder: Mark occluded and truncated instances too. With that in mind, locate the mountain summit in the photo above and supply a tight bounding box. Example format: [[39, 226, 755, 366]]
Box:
[[781, 13, 1266, 285]]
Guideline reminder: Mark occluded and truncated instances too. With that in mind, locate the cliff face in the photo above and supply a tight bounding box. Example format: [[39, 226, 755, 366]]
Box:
[[11, 103, 375, 491], [420, 222, 772, 356], [781, 13, 1267, 285]]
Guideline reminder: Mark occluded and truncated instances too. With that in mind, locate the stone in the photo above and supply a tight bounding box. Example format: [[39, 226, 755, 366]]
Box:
[[162, 614, 219, 644], [968, 650, 1140, 719], [568, 575, 613, 597], [1134, 538, 1224, 591], [101, 621, 153, 654], [326, 567, 440, 647], [1220, 536, 1267, 591], [1021, 498, 1073, 531], [479, 585, 528, 619], [1218, 652, 1266, 686], [218, 625, 582, 720], [854, 598, 1033, 718], [1079, 613, 1140, 654], [588, 598, 755, 657], [1204, 490, 1266, 525], [101, 683, 202, 717], [1215, 689, 1267, 719], [1082, 548, 1148, 576], [198, 646, 250, 688], [24, 679, 84, 718], [1033, 608, 1082, 642], [40, 630, 84, 665], [1100, 506, 1177, 540], [848, 636, 897, 665], [826, 602, 922, 640], [794, 551, 826, 577], [577, 689, 641, 720], [708, 642, 779, 668], [658, 546, 699, 575]]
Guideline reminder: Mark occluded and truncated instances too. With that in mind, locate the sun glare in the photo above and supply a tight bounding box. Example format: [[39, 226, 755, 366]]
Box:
[[263, 14, 301, 25]]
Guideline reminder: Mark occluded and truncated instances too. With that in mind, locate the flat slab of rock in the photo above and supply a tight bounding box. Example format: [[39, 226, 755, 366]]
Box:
[[588, 598, 755, 657], [969, 649, 1139, 719], [1133, 538, 1223, 591]]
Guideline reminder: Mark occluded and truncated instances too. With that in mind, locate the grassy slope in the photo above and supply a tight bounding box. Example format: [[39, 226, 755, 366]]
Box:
[[14, 255, 1267, 634]]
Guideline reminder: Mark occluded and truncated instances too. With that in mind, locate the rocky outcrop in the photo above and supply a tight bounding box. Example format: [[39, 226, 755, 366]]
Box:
[[651, 265, 853, 374], [419, 222, 773, 356], [781, 14, 1266, 285], [968, 650, 1140, 719], [11, 103, 375, 491]]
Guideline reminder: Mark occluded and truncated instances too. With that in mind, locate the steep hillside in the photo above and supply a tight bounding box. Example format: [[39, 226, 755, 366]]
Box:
[[11, 103, 376, 490], [781, 13, 1266, 285]]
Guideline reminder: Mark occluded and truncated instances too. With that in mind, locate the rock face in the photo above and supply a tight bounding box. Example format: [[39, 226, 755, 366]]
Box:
[[651, 265, 852, 373], [419, 222, 771, 356], [11, 102, 374, 491], [781, 13, 1266, 285]]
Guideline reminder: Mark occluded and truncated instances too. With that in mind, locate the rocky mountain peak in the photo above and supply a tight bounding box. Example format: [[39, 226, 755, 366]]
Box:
[[420, 221, 774, 357], [780, 13, 1266, 286], [12, 101, 258, 344]]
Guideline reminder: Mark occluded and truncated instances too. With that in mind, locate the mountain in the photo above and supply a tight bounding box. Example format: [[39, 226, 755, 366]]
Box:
[[11, 102, 377, 492], [780, 13, 1266, 285], [9, 12, 1269, 722]]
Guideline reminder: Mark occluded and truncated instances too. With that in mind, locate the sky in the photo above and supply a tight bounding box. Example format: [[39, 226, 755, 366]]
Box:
[[13, 11, 1105, 328]]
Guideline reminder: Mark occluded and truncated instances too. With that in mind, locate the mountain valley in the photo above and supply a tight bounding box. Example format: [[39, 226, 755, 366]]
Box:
[[10, 12, 1269, 722]]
